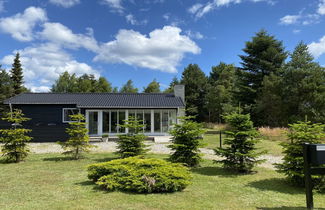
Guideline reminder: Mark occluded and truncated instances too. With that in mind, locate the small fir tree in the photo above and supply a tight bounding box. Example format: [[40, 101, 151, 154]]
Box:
[[0, 109, 32, 163], [168, 116, 205, 167], [116, 117, 148, 158], [58, 113, 93, 159], [275, 121, 325, 186], [214, 113, 265, 173]]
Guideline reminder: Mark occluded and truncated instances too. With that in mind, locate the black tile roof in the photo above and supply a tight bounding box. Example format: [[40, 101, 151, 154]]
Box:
[[4, 93, 185, 108]]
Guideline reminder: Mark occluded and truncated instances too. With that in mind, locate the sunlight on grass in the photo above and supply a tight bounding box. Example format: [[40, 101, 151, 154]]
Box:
[[1, 153, 325, 210]]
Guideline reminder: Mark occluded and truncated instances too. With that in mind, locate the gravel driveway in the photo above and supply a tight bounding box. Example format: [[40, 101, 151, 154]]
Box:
[[21, 142, 282, 170]]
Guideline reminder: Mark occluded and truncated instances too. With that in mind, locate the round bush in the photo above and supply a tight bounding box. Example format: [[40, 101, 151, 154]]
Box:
[[87, 156, 192, 193]]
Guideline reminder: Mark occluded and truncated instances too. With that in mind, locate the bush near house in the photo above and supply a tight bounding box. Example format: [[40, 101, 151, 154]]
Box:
[[0, 109, 32, 163], [87, 156, 192, 193]]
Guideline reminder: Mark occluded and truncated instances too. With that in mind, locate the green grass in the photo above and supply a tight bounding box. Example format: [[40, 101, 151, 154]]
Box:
[[1, 153, 325, 210], [202, 133, 284, 156]]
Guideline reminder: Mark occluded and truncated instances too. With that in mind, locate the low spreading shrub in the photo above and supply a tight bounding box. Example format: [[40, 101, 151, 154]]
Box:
[[87, 156, 192, 193]]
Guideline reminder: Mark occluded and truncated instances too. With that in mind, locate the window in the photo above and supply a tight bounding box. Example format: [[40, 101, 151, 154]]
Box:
[[62, 108, 78, 123]]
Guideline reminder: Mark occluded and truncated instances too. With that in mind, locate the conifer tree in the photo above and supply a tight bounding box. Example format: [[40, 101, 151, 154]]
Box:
[[214, 112, 265, 173], [143, 79, 160, 93], [10, 53, 25, 95], [163, 77, 180, 93], [58, 113, 93, 159], [120, 80, 138, 93], [0, 69, 14, 116], [116, 116, 148, 158], [276, 121, 325, 186], [0, 109, 32, 163], [168, 116, 205, 167]]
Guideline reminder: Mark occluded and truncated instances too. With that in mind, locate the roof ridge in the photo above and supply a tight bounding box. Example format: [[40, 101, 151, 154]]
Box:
[[21, 92, 173, 95]]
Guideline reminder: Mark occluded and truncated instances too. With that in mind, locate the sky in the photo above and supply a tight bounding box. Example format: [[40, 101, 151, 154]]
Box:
[[0, 0, 325, 92]]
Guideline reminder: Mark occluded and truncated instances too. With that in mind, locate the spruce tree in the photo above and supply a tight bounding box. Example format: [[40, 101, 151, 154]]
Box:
[[168, 116, 205, 167], [0, 69, 14, 116], [214, 112, 265, 173], [10, 53, 25, 95], [58, 113, 94, 159], [0, 109, 32, 163], [163, 77, 180, 93], [116, 116, 148, 158], [275, 121, 325, 187]]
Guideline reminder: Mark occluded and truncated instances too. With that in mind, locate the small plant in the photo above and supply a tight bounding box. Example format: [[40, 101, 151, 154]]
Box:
[[58, 113, 94, 159], [275, 121, 325, 187], [0, 109, 32, 163], [116, 116, 148, 158], [214, 113, 266, 173], [168, 116, 205, 167], [87, 156, 192, 193]]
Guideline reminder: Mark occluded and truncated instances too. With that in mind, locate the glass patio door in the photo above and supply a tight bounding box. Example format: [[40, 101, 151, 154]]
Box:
[[88, 111, 98, 135]]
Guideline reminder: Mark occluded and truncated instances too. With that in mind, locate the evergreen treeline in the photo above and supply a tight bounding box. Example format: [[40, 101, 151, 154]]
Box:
[[1, 30, 324, 127]]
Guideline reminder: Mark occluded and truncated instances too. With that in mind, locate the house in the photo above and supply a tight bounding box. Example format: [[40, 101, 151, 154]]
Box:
[[1, 85, 185, 142]]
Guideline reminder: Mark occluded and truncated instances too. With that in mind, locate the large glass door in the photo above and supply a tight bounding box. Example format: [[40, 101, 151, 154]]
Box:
[[88, 111, 98, 135]]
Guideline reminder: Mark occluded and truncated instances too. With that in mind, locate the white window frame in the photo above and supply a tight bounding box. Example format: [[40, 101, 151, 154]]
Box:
[[62, 108, 79, 123]]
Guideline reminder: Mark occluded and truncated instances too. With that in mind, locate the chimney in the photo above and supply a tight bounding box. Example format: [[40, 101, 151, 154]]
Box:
[[174, 85, 185, 103]]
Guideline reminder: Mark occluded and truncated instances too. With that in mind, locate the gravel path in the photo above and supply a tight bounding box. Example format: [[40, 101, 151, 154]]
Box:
[[23, 142, 283, 170]]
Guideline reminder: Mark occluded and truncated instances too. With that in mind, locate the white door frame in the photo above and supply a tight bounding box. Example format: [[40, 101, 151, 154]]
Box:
[[85, 110, 103, 136]]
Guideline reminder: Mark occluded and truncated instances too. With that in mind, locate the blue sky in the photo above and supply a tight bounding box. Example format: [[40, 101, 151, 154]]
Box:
[[0, 0, 325, 92]]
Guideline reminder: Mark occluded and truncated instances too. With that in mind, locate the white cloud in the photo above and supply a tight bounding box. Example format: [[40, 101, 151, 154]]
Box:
[[49, 0, 80, 8], [125, 14, 148, 25], [39, 22, 99, 51], [279, 15, 300, 25], [102, 0, 123, 13], [0, 6, 47, 41], [318, 0, 325, 15], [1, 43, 99, 92], [162, 13, 170, 21], [94, 26, 201, 73], [185, 30, 204, 39], [188, 0, 241, 19], [293, 29, 301, 34], [308, 35, 325, 58]]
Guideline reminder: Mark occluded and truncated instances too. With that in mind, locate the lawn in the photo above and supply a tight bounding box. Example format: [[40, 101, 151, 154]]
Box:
[[202, 133, 284, 156], [1, 153, 325, 210]]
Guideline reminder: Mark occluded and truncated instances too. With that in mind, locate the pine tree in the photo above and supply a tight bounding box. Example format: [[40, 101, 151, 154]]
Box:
[[0, 109, 32, 163], [10, 53, 25, 95], [168, 116, 205, 167], [58, 113, 94, 159], [237, 30, 287, 124], [214, 112, 265, 173], [116, 116, 148, 158], [143, 79, 160, 93], [120, 80, 138, 93], [181, 64, 208, 121], [275, 121, 325, 186]]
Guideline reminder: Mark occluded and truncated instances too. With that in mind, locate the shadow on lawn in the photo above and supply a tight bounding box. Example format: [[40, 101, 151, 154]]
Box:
[[191, 166, 239, 177], [75, 180, 107, 192], [257, 207, 325, 210], [43, 156, 78, 161], [248, 178, 304, 194]]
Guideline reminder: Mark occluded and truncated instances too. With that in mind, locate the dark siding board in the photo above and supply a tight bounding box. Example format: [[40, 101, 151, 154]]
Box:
[[0, 104, 77, 142]]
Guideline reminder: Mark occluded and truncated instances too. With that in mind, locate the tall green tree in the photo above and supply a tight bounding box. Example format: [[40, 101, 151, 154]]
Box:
[[163, 77, 180, 93], [10, 53, 26, 95], [282, 42, 325, 123], [0, 109, 32, 163], [51, 72, 78, 92], [120, 80, 138, 93], [95, 77, 112, 92], [0, 68, 14, 116], [237, 30, 287, 124], [181, 64, 208, 121], [205, 63, 238, 122], [143, 79, 160, 93]]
